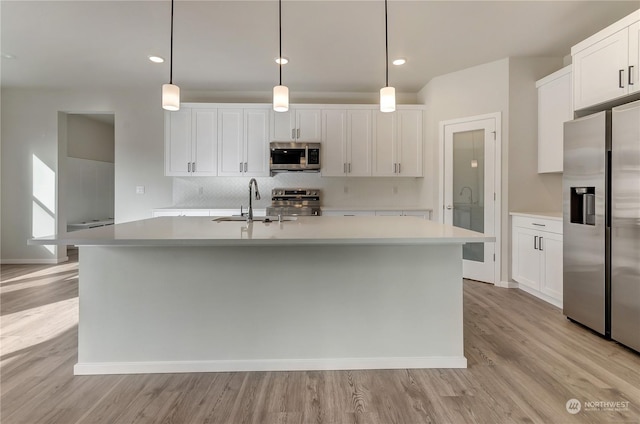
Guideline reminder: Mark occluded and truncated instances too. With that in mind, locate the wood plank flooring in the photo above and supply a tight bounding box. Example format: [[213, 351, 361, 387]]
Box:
[[2, 252, 639, 424]]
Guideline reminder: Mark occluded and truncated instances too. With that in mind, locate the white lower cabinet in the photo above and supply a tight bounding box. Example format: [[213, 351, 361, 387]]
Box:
[[511, 214, 563, 307], [323, 209, 431, 219]]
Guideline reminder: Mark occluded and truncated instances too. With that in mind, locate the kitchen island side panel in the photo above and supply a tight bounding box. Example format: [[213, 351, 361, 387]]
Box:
[[76, 244, 465, 374]]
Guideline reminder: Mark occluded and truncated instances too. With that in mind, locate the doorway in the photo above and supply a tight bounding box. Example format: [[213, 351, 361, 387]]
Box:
[[440, 113, 501, 284]]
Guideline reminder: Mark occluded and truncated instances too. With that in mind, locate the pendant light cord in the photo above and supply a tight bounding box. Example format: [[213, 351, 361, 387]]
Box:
[[169, 0, 174, 84], [384, 0, 389, 88], [279, 0, 282, 86]]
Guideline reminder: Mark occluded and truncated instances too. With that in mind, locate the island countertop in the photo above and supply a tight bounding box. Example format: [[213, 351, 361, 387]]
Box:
[[30, 216, 494, 247]]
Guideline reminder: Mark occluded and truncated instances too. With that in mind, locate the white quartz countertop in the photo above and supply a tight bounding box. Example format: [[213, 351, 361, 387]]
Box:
[[509, 211, 562, 221], [30, 216, 493, 247]]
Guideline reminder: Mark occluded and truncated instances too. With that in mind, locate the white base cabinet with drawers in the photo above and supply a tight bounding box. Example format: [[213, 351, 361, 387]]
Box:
[[511, 214, 563, 307]]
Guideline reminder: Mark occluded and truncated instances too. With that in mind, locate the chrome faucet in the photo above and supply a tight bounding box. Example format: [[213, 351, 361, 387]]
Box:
[[459, 186, 473, 204], [247, 178, 261, 222]]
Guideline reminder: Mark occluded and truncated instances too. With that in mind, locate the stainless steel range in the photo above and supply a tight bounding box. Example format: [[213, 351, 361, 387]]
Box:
[[266, 188, 321, 216]]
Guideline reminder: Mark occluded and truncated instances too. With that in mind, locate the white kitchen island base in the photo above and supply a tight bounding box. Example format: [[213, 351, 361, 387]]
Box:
[[75, 243, 466, 375]]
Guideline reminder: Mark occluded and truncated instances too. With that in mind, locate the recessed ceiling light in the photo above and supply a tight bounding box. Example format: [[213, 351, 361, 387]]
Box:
[[1, 52, 16, 60], [148, 56, 165, 63], [275, 57, 289, 65], [392, 58, 406, 66]]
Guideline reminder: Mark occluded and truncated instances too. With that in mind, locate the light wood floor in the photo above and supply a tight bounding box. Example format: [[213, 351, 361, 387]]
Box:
[[2, 251, 639, 424]]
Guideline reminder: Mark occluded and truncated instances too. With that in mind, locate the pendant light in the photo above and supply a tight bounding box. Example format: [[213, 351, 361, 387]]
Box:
[[273, 0, 289, 112], [380, 0, 396, 113], [162, 0, 180, 111]]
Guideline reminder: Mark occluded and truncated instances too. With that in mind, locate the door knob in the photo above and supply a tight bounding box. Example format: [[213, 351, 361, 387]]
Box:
[[446, 205, 453, 210]]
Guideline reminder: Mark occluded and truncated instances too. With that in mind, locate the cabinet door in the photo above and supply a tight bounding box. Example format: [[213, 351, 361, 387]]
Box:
[[165, 109, 192, 176], [244, 109, 270, 177], [629, 22, 640, 94], [537, 69, 571, 173], [397, 110, 423, 177], [296, 109, 322, 141], [271, 110, 295, 141], [217, 109, 244, 176], [573, 28, 629, 109], [347, 110, 372, 176], [512, 227, 541, 290], [372, 111, 396, 176], [191, 109, 218, 176], [321, 110, 347, 176], [540, 232, 563, 301]]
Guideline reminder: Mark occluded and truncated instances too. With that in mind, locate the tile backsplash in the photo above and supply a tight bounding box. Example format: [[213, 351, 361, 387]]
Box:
[[172, 174, 426, 209]]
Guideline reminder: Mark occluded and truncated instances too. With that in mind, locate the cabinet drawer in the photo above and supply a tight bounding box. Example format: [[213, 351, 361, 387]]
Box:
[[512, 216, 562, 234]]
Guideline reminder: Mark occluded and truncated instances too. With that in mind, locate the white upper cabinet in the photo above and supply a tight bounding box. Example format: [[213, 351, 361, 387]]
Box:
[[372, 109, 423, 177], [536, 66, 572, 173], [572, 10, 640, 110], [322, 109, 372, 177], [165, 108, 192, 176], [218, 108, 269, 177], [271, 108, 322, 142], [165, 107, 218, 176]]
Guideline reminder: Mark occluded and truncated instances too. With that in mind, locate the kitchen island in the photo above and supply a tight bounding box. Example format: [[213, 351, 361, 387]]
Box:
[[31, 216, 493, 375]]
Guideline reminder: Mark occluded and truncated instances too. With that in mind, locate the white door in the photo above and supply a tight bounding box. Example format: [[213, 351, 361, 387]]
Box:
[[347, 110, 372, 176], [217, 108, 244, 176], [443, 115, 499, 283], [244, 109, 270, 177], [322, 109, 347, 176]]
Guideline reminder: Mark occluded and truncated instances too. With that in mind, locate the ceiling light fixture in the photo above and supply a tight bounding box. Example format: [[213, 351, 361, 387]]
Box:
[[273, 0, 289, 112], [380, 0, 396, 113], [392, 58, 406, 66], [275, 57, 289, 65], [149, 55, 165, 63], [162, 0, 180, 111]]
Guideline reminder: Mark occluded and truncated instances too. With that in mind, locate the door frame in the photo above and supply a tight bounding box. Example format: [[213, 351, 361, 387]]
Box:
[[438, 112, 502, 285]]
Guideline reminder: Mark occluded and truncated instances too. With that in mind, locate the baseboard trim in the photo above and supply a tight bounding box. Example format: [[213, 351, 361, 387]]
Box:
[[74, 356, 468, 375], [516, 284, 563, 309], [1, 257, 69, 265], [496, 280, 519, 288]]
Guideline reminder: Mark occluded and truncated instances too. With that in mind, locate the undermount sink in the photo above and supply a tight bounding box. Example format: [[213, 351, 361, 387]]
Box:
[[213, 216, 298, 223]]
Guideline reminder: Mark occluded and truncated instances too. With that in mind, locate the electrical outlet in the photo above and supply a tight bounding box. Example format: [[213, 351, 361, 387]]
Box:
[[136, 185, 145, 194]]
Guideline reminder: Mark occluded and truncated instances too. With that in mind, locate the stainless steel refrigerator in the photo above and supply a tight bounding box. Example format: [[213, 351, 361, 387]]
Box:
[[563, 100, 640, 352]]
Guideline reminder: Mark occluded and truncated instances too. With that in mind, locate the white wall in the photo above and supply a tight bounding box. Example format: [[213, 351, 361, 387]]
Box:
[[1, 87, 172, 263], [417, 57, 565, 284], [65, 157, 114, 224], [67, 114, 114, 163]]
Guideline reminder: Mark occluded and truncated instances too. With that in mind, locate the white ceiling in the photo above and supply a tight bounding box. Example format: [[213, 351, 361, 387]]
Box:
[[2, 1, 638, 94]]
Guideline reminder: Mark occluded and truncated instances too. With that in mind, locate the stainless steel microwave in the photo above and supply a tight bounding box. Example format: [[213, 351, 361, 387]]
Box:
[[269, 142, 321, 173]]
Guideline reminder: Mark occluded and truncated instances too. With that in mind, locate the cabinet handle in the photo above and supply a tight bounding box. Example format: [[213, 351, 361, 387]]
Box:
[[344, 163, 347, 174], [239, 162, 243, 172], [244, 162, 248, 172], [534, 235, 538, 250], [348, 163, 351, 173], [619, 69, 625, 88], [538, 236, 543, 251], [297, 128, 300, 139], [398, 163, 401, 174], [629, 66, 635, 85], [394, 163, 397, 173], [188, 162, 192, 173], [291, 128, 295, 140], [192, 162, 196, 172], [532, 223, 546, 227]]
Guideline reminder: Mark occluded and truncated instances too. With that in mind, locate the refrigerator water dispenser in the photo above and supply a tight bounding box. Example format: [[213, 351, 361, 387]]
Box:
[[570, 187, 595, 225]]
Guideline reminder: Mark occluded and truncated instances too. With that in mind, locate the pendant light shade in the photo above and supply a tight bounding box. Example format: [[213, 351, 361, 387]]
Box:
[[380, 86, 396, 113], [273, 0, 289, 112], [380, 0, 396, 113], [273, 85, 289, 112], [162, 0, 180, 111], [162, 83, 180, 111]]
